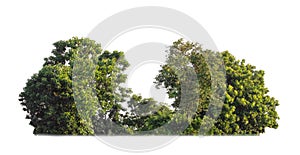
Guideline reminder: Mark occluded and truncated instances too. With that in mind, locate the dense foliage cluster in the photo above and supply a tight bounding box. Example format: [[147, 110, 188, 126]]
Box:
[[156, 39, 279, 135], [19, 37, 279, 135]]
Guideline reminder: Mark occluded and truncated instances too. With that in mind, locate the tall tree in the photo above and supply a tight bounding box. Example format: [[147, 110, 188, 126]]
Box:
[[20, 37, 132, 134], [19, 37, 100, 134], [154, 39, 279, 135]]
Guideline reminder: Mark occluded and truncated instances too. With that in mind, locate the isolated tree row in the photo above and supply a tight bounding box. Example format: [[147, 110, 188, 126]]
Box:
[[19, 37, 279, 135]]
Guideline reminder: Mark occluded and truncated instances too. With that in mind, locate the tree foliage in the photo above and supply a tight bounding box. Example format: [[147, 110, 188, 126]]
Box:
[[19, 37, 95, 134], [19, 37, 129, 134], [19, 37, 279, 135], [155, 39, 279, 135]]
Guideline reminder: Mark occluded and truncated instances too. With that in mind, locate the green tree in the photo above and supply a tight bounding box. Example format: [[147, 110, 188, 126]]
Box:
[[19, 37, 131, 135], [20, 37, 279, 135], [20, 51, 95, 134], [92, 50, 132, 134], [154, 39, 279, 135]]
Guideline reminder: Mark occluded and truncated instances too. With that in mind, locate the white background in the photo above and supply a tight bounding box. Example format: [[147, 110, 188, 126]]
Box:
[[1, 0, 300, 154]]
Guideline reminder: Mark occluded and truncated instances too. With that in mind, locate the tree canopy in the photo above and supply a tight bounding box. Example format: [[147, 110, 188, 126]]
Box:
[[155, 39, 279, 135], [19, 37, 279, 135]]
